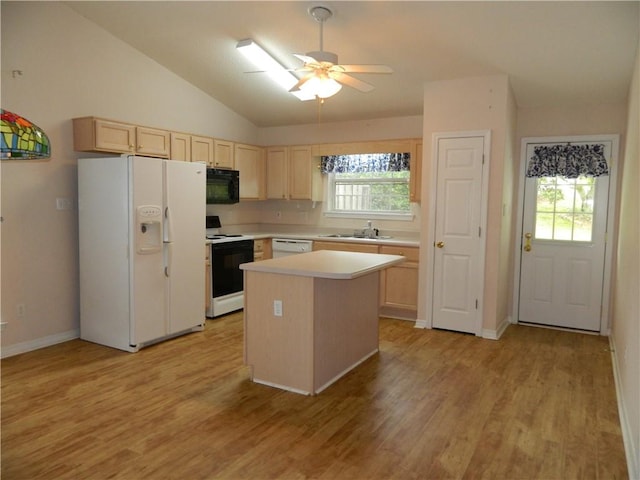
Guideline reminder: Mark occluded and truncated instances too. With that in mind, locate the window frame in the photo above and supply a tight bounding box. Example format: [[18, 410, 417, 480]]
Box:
[[324, 171, 414, 221]]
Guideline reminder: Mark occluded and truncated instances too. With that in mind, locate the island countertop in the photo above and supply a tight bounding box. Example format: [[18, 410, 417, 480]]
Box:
[[240, 250, 405, 280]]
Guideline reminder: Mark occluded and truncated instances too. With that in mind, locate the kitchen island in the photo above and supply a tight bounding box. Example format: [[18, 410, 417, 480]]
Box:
[[240, 250, 404, 395]]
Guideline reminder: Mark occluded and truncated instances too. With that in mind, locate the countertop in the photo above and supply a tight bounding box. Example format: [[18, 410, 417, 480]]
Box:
[[240, 250, 405, 279], [230, 232, 420, 248]]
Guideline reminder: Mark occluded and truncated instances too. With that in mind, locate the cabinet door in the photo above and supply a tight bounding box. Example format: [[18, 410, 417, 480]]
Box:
[[409, 139, 422, 203], [266, 146, 288, 199], [170, 132, 191, 162], [234, 143, 265, 200], [136, 127, 170, 158], [191, 135, 214, 165], [312, 241, 379, 254], [94, 119, 135, 153], [289, 145, 322, 201], [214, 139, 234, 168], [379, 246, 419, 311]]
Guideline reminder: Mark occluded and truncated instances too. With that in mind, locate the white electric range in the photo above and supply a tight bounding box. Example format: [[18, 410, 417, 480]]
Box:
[[205, 218, 254, 318]]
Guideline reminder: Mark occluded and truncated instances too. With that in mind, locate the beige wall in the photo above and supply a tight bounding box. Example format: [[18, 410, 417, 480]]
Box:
[[612, 42, 639, 479], [418, 74, 514, 334], [0, 2, 422, 354], [0, 2, 259, 352]]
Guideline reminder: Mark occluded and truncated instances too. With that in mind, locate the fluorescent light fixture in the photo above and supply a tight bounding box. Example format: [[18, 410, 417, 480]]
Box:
[[236, 39, 315, 101]]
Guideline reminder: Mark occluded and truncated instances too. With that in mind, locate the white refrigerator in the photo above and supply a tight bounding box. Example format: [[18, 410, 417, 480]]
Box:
[[78, 155, 206, 352]]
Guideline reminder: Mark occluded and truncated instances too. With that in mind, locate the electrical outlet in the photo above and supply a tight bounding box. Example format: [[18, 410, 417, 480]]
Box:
[[56, 198, 73, 210], [16, 304, 26, 318], [273, 300, 283, 317]]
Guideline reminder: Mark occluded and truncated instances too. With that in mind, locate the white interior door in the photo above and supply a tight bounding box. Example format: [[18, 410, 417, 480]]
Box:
[[518, 142, 611, 331], [431, 136, 486, 334]]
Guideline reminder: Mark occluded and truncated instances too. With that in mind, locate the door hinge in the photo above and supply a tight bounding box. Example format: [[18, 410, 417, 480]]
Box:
[[475, 299, 478, 309], [482, 154, 485, 165], [478, 226, 482, 237]]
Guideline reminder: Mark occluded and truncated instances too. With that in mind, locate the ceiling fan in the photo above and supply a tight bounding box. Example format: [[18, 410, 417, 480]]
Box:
[[289, 5, 393, 99]]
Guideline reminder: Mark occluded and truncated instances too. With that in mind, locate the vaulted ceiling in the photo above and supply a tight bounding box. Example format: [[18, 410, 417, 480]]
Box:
[[66, 1, 639, 127]]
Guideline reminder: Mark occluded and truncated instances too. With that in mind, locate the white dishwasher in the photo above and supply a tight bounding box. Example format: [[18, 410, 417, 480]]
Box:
[[271, 238, 313, 257]]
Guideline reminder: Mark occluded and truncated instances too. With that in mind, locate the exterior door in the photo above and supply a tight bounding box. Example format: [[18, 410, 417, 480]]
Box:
[[432, 136, 486, 334], [518, 142, 611, 331]]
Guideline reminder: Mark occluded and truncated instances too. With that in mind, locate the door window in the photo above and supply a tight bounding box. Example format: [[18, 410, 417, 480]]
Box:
[[534, 176, 596, 242]]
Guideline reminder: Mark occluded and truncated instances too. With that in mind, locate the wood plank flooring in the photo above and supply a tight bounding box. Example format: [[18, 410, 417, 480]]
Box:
[[1, 314, 628, 479]]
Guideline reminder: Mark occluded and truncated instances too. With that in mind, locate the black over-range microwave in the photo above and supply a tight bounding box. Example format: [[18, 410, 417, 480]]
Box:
[[206, 168, 239, 204]]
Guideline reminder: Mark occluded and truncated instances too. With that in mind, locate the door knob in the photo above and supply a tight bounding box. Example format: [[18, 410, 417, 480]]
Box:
[[436, 241, 445, 248], [524, 233, 532, 252]]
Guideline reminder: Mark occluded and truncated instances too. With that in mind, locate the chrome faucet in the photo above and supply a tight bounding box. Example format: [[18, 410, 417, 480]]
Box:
[[361, 220, 378, 239]]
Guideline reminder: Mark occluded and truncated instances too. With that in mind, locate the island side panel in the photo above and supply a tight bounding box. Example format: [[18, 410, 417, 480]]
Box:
[[313, 272, 380, 393], [244, 271, 315, 394]]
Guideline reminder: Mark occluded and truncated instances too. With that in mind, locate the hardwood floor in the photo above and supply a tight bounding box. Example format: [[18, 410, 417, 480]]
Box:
[[1, 314, 627, 479]]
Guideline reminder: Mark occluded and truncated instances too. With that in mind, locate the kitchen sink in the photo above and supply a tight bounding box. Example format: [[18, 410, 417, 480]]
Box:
[[321, 233, 393, 240]]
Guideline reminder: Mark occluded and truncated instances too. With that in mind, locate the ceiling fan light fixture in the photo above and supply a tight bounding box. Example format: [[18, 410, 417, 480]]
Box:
[[300, 75, 342, 99]]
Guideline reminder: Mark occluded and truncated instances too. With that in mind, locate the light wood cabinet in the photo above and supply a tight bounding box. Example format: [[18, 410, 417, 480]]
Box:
[[266, 146, 288, 199], [214, 139, 234, 169], [266, 145, 322, 201], [313, 240, 419, 318], [191, 135, 214, 165], [313, 241, 380, 254], [73, 117, 170, 158], [289, 145, 323, 201], [379, 245, 419, 313], [253, 238, 272, 261], [170, 132, 191, 161], [234, 143, 265, 200], [409, 139, 422, 203]]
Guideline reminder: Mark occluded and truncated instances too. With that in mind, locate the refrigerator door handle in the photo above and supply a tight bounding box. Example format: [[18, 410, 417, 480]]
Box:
[[163, 206, 173, 243], [164, 242, 172, 277]]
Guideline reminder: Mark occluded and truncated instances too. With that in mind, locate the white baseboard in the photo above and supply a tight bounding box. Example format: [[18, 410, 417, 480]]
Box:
[[414, 318, 430, 329], [609, 335, 639, 480], [482, 315, 511, 340], [1, 329, 79, 358]]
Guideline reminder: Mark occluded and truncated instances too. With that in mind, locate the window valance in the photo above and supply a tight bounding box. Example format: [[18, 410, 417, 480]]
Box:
[[321, 152, 410, 174], [525, 144, 608, 178]]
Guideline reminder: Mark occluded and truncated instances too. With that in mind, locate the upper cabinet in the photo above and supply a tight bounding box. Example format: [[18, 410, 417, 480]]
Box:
[[170, 132, 191, 162], [289, 145, 322, 201], [191, 135, 214, 166], [73, 117, 170, 158], [266, 145, 322, 202], [213, 139, 234, 169], [234, 143, 265, 200], [266, 146, 288, 200]]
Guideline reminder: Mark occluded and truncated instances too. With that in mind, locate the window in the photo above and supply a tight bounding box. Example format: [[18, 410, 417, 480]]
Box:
[[322, 153, 412, 218], [534, 176, 596, 241]]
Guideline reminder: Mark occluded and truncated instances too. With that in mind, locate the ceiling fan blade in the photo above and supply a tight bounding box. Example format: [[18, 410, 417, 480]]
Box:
[[288, 73, 315, 92], [337, 64, 393, 74], [331, 72, 376, 93], [293, 53, 319, 65]]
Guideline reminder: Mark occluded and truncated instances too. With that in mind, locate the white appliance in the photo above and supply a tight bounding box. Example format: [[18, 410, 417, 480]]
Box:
[[272, 238, 313, 257], [206, 234, 254, 317], [78, 155, 206, 352]]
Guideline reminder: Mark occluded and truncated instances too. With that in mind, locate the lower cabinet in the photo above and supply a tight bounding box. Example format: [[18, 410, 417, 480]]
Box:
[[313, 241, 419, 319], [253, 238, 272, 261], [312, 241, 379, 254], [379, 245, 419, 317]]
